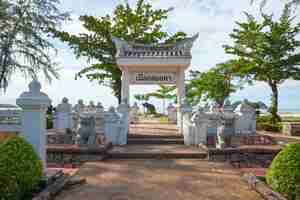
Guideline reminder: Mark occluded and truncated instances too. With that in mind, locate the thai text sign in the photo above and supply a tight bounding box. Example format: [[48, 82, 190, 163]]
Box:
[[130, 72, 176, 84]]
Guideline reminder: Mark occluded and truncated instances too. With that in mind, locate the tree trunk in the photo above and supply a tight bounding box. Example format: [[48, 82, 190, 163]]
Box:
[[219, 99, 225, 108], [117, 93, 122, 104], [143, 100, 148, 115], [269, 83, 281, 124], [116, 80, 122, 104]]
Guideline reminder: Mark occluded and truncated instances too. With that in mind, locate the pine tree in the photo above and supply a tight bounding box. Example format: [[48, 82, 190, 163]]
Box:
[[0, 0, 69, 91]]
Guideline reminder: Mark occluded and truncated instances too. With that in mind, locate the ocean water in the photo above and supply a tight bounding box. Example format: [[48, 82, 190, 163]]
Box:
[[279, 108, 300, 114]]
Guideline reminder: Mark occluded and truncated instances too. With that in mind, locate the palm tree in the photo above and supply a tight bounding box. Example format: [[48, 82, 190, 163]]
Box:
[[147, 85, 176, 114]]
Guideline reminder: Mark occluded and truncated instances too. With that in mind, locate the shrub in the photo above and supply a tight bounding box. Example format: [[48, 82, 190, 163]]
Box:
[[281, 116, 300, 123], [0, 133, 17, 143], [256, 122, 282, 132], [266, 143, 300, 200], [47, 114, 53, 129], [0, 136, 43, 200], [257, 115, 273, 123]]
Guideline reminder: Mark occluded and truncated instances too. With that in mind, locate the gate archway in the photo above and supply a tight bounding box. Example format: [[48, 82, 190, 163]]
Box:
[[112, 34, 198, 131]]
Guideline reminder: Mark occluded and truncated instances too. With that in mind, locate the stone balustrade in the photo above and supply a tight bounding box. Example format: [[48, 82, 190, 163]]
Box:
[[53, 99, 107, 134], [0, 81, 131, 174], [182, 100, 257, 147], [52, 98, 130, 146], [0, 107, 22, 133]]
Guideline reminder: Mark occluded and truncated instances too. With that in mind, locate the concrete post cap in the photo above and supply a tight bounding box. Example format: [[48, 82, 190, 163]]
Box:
[[16, 80, 51, 108]]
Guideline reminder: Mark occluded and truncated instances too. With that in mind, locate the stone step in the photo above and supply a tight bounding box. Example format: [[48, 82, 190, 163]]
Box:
[[107, 144, 208, 160], [127, 138, 184, 145], [108, 152, 207, 159], [128, 134, 183, 139]]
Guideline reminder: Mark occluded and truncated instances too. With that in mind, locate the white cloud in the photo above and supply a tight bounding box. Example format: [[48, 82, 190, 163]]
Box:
[[2, 0, 300, 111], [2, 69, 118, 108], [61, 14, 91, 36]]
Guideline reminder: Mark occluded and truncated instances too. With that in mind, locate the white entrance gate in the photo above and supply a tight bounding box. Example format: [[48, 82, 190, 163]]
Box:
[[112, 34, 198, 132]]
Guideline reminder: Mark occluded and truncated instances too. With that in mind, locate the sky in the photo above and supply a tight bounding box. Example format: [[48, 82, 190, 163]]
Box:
[[2, 0, 300, 112]]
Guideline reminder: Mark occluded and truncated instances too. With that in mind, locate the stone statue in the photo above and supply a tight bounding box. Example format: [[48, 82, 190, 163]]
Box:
[[209, 102, 219, 113], [56, 97, 72, 113], [191, 107, 209, 145], [96, 102, 104, 112], [216, 120, 226, 149], [89, 101, 95, 106], [129, 103, 139, 124], [77, 115, 98, 147], [54, 97, 72, 129], [88, 101, 96, 111], [74, 99, 85, 113], [203, 103, 210, 112], [167, 103, 177, 123]]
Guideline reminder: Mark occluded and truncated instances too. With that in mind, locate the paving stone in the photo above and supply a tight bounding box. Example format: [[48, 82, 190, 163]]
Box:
[[55, 160, 264, 200]]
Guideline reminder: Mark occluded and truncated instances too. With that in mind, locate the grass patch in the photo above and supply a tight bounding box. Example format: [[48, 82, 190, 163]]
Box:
[[159, 116, 169, 123], [281, 117, 300, 122]]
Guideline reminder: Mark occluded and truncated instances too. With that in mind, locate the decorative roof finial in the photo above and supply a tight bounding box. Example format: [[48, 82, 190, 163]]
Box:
[[29, 79, 41, 94]]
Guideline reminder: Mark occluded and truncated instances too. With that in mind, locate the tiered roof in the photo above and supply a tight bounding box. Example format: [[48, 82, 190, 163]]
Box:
[[112, 34, 199, 59]]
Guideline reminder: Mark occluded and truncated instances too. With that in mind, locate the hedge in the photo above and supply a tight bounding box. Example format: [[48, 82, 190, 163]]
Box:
[[0, 136, 43, 200], [266, 143, 300, 200]]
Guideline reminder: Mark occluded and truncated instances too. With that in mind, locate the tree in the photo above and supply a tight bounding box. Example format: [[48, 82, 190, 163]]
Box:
[[134, 94, 149, 104], [0, 0, 9, 21], [251, 0, 300, 8], [0, 0, 69, 91], [186, 61, 241, 107], [147, 85, 176, 114], [52, 0, 186, 103], [224, 5, 300, 123]]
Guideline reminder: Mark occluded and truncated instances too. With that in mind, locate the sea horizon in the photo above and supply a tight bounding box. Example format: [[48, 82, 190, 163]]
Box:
[[279, 108, 300, 114]]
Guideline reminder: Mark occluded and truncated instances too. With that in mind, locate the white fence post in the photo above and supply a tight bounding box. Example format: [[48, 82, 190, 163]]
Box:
[[16, 80, 51, 169], [117, 102, 130, 145], [181, 103, 194, 145], [104, 107, 121, 145]]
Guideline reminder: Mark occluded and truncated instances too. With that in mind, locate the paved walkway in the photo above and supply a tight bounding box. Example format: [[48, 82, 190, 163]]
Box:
[[129, 123, 180, 137], [55, 123, 263, 200], [55, 160, 263, 200]]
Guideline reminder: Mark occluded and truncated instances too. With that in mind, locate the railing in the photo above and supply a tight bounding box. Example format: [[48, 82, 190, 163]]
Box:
[[0, 107, 21, 133]]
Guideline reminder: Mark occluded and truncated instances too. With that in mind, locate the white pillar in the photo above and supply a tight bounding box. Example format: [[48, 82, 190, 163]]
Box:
[[177, 69, 186, 104], [104, 107, 121, 145], [16, 80, 51, 170], [117, 102, 130, 145], [121, 68, 130, 104], [177, 69, 186, 132], [181, 103, 194, 145]]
